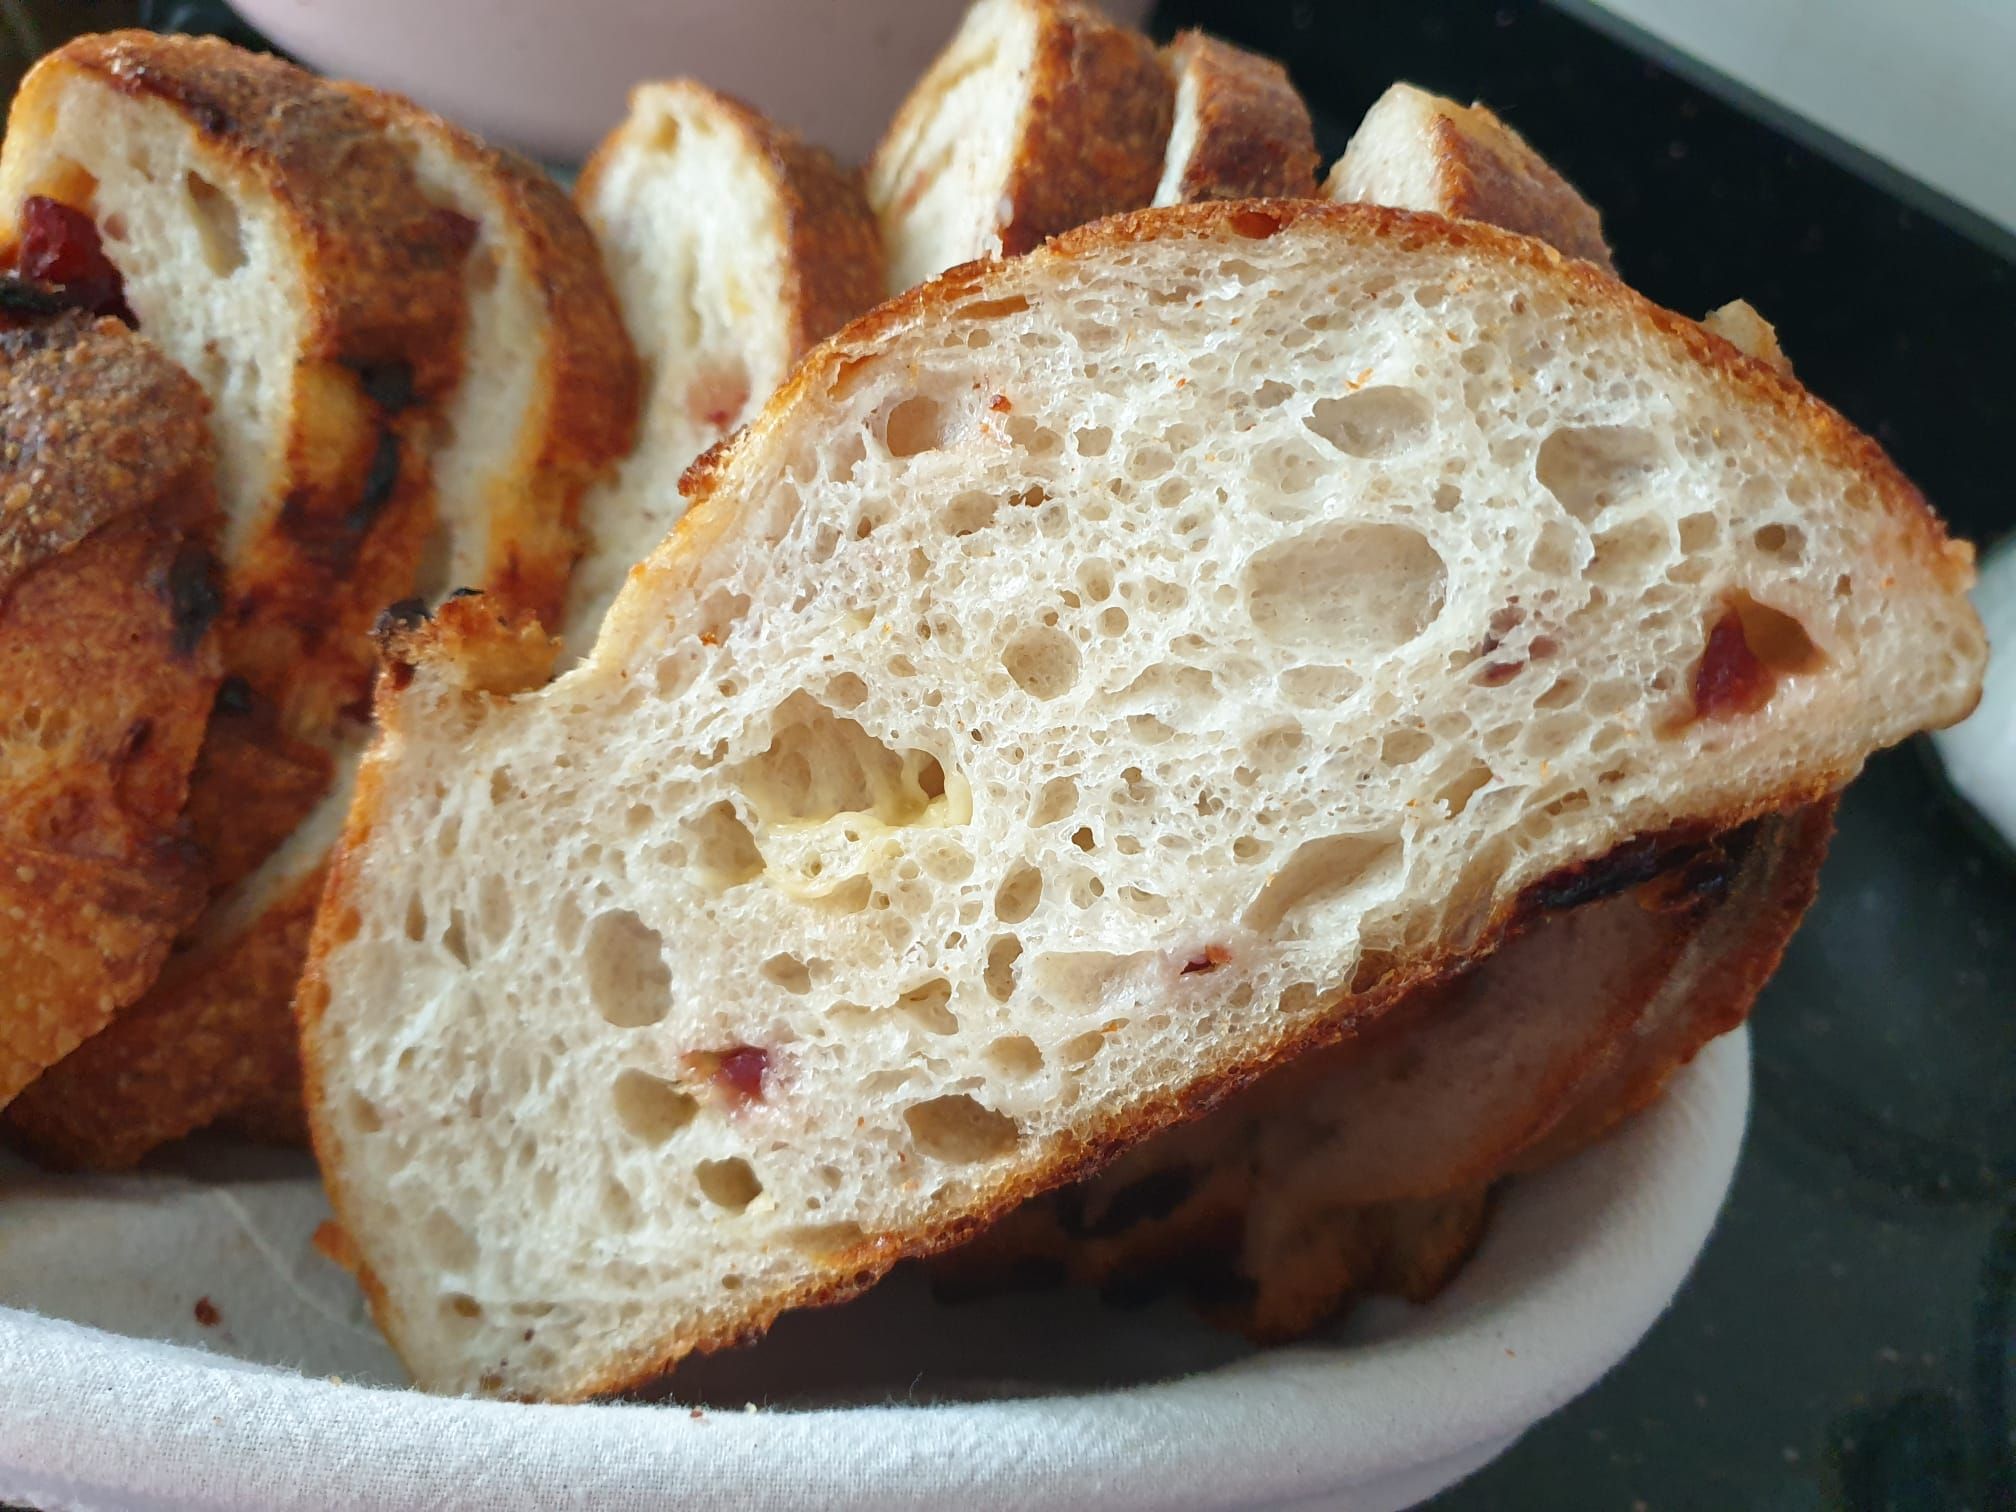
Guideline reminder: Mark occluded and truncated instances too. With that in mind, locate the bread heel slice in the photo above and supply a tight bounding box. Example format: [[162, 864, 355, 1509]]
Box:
[[868, 0, 1174, 293], [1151, 30, 1318, 206], [1325, 82, 1615, 273], [0, 312, 220, 1106]]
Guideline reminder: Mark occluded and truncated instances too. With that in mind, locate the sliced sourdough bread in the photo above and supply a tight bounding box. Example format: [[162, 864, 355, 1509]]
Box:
[[0, 31, 470, 741], [303, 201, 1981, 1398], [1151, 30, 1318, 206], [3, 77, 630, 1168], [0, 309, 220, 1106], [867, 0, 1173, 293], [940, 804, 1832, 1337], [1325, 81, 1615, 273], [952, 89, 1821, 1330], [565, 81, 884, 649]]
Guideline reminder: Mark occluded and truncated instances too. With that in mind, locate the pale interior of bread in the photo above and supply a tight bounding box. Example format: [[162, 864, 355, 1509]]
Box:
[[867, 0, 1036, 293], [1149, 54, 1205, 208], [312, 211, 1980, 1397], [386, 117, 543, 603], [566, 84, 800, 650], [1322, 83, 1450, 215], [0, 71, 303, 558]]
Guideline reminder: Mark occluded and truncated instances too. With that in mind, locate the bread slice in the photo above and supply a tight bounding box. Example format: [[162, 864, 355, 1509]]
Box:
[[1702, 298, 1792, 377], [3, 84, 631, 1169], [867, 0, 1173, 293], [1516, 802, 1834, 1170], [358, 89, 643, 633], [0, 31, 470, 742], [944, 97, 1816, 1330], [937, 804, 1831, 1337], [1151, 31, 1318, 206], [564, 82, 885, 649], [0, 309, 220, 1107], [302, 201, 1982, 1398], [1325, 82, 1615, 273]]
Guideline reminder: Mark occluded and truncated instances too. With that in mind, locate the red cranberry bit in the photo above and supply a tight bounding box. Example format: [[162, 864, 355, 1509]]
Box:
[[16, 196, 134, 324], [714, 1045, 769, 1104], [1692, 608, 1772, 720], [192, 1297, 221, 1327], [1181, 945, 1231, 975]]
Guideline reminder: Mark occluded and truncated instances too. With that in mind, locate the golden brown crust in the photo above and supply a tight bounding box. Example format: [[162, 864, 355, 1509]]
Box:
[[998, 2, 1173, 258], [1159, 31, 1319, 203], [4, 33, 473, 741], [690, 200, 1978, 605], [310, 201, 1979, 1399], [1423, 101, 1615, 274], [0, 313, 219, 1107], [41, 33, 467, 393], [0, 312, 215, 587], [345, 85, 642, 631], [1518, 799, 1836, 1167], [4, 857, 324, 1167]]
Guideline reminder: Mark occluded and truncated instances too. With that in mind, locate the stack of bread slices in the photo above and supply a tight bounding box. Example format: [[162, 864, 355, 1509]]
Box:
[[0, 2, 1986, 1404]]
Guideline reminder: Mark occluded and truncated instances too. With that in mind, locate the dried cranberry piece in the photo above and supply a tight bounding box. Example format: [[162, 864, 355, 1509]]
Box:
[[16, 197, 134, 325], [1692, 608, 1772, 720], [714, 1045, 769, 1104]]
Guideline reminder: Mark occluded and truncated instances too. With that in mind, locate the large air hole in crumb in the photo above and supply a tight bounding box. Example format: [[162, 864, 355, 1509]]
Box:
[[984, 935, 1023, 1002], [1433, 760, 1494, 816], [696, 1158, 762, 1211], [905, 1095, 1020, 1163], [612, 1069, 698, 1143], [1380, 728, 1433, 767], [1059, 1031, 1107, 1066], [1002, 627, 1080, 699], [1304, 386, 1432, 458], [895, 978, 957, 1035], [943, 490, 999, 536], [994, 864, 1043, 923], [1591, 513, 1672, 586], [1245, 831, 1405, 937], [1029, 776, 1078, 826], [184, 171, 245, 275], [986, 1035, 1044, 1077], [1752, 522, 1805, 561], [683, 801, 762, 889], [735, 693, 954, 828], [761, 954, 813, 993], [787, 1222, 866, 1257], [1246, 523, 1445, 654], [583, 910, 672, 1027], [882, 394, 948, 457], [1536, 425, 1662, 522], [440, 908, 471, 966]]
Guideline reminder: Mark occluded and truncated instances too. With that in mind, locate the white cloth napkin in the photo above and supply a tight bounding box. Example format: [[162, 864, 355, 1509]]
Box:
[[0, 1029, 1749, 1512], [1933, 534, 2016, 850]]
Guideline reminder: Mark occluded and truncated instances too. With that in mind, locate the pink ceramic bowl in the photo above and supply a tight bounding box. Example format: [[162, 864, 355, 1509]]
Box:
[[230, 0, 1154, 164]]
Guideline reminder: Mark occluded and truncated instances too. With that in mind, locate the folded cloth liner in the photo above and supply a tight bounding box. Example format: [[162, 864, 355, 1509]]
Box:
[[0, 1031, 1748, 1512], [1932, 535, 2016, 854]]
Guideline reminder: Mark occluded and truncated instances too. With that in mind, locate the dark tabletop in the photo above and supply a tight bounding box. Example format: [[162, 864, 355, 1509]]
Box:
[[1147, 2, 2016, 1507]]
